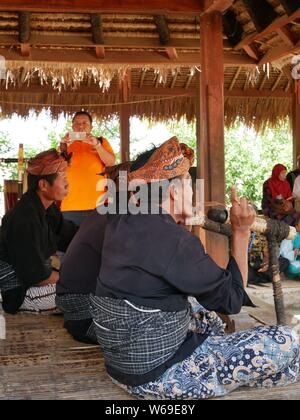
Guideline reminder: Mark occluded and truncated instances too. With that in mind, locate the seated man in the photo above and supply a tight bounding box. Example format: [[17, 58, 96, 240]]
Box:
[[280, 215, 300, 279], [0, 150, 78, 315], [91, 138, 299, 400], [56, 211, 108, 344], [56, 161, 131, 344]]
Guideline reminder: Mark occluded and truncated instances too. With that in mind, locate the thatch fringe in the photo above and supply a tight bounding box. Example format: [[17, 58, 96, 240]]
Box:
[[225, 97, 292, 132], [0, 91, 292, 133]]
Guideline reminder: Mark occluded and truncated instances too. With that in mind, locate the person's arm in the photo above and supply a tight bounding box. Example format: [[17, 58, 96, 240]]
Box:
[[85, 135, 116, 167], [37, 271, 59, 287], [230, 187, 256, 287]]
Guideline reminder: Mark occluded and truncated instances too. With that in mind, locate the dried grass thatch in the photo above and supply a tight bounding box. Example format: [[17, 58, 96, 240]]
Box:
[[0, 89, 292, 133]]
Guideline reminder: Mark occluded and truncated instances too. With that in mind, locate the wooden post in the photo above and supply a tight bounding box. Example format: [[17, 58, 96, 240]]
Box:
[[119, 70, 131, 162], [292, 80, 300, 167], [199, 11, 228, 268], [119, 104, 130, 162]]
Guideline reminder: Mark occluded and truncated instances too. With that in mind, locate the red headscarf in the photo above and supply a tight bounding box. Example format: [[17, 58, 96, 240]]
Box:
[[267, 164, 292, 200]]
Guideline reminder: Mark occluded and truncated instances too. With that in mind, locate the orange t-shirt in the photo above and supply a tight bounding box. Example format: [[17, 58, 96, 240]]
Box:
[[61, 138, 115, 212]]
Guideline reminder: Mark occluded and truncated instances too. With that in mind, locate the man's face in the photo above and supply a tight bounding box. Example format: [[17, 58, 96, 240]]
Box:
[[172, 172, 194, 218], [72, 115, 92, 134], [41, 172, 69, 202]]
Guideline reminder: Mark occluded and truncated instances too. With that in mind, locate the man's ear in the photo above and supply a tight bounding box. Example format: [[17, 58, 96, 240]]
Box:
[[38, 179, 48, 192]]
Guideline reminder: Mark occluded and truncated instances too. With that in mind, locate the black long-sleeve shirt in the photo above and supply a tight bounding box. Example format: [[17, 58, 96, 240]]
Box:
[[0, 190, 78, 290], [96, 213, 253, 315]]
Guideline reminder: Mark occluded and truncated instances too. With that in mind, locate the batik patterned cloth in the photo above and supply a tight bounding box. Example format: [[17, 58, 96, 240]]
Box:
[[128, 137, 194, 184], [117, 325, 299, 400]]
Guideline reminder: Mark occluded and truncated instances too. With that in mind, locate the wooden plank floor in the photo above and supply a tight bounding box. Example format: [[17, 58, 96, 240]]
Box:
[[1, 285, 300, 400]]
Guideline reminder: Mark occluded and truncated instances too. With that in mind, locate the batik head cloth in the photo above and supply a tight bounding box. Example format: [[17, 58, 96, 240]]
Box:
[[27, 149, 69, 176], [128, 137, 194, 184]]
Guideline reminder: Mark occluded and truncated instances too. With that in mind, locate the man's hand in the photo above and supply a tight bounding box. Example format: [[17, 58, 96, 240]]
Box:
[[84, 134, 99, 147], [60, 133, 72, 153], [230, 186, 256, 233], [37, 271, 59, 287]]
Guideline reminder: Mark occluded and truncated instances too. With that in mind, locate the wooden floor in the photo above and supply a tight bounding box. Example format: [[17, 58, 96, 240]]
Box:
[[1, 281, 300, 400]]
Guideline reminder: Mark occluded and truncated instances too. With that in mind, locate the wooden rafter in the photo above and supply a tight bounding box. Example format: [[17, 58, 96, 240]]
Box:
[[171, 70, 179, 89], [139, 69, 147, 88], [243, 44, 259, 60], [185, 71, 194, 89], [229, 67, 241, 91], [202, 0, 234, 14], [279, 0, 300, 16], [18, 11, 31, 57], [271, 73, 282, 92], [259, 39, 300, 65], [90, 13, 105, 59], [153, 15, 179, 61], [153, 15, 170, 45], [0, 48, 257, 67], [0, 34, 232, 51], [259, 73, 268, 91], [243, 0, 278, 33], [0, 0, 204, 14], [234, 7, 300, 51], [276, 26, 295, 47]]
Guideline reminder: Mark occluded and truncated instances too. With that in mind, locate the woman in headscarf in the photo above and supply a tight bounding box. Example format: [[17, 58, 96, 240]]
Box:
[[262, 164, 297, 226]]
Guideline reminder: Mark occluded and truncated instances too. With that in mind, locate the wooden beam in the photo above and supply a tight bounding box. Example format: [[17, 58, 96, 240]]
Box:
[[279, 0, 300, 16], [0, 48, 258, 67], [90, 14, 104, 44], [18, 11, 31, 57], [234, 8, 300, 50], [200, 11, 228, 268], [242, 0, 278, 33], [0, 0, 204, 14], [0, 84, 291, 99], [259, 39, 300, 65], [202, 0, 234, 14], [243, 44, 259, 60], [91, 14, 105, 59], [119, 104, 130, 162], [18, 12, 30, 43], [276, 26, 295, 47], [165, 47, 178, 60], [153, 15, 170, 45], [0, 34, 231, 51]]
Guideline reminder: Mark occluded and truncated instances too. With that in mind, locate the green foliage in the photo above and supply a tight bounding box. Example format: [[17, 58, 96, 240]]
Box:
[[224, 123, 292, 207], [164, 119, 293, 208]]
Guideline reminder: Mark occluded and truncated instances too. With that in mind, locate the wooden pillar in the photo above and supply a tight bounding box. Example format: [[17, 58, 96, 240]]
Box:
[[198, 11, 228, 268], [119, 70, 131, 162], [292, 81, 300, 167], [120, 104, 130, 162]]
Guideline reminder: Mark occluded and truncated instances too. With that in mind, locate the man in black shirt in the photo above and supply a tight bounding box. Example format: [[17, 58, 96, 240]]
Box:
[[56, 211, 108, 344], [91, 137, 300, 400], [0, 149, 77, 314]]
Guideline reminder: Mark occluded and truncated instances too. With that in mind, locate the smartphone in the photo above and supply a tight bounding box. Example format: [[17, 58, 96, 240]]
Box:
[[70, 132, 86, 141]]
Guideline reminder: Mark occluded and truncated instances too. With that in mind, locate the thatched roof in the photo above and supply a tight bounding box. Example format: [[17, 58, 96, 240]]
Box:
[[0, 0, 299, 131]]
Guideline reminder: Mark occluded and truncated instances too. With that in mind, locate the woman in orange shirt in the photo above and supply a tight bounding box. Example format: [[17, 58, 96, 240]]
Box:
[[60, 111, 115, 226]]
